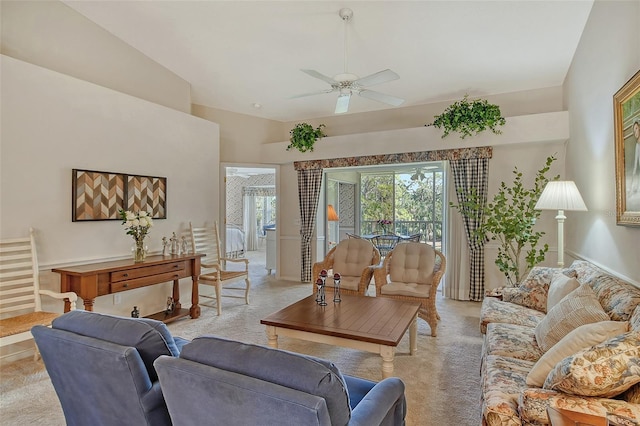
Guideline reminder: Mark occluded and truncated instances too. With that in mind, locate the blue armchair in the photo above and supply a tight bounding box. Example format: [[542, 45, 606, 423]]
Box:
[[155, 335, 406, 426], [31, 310, 188, 426]]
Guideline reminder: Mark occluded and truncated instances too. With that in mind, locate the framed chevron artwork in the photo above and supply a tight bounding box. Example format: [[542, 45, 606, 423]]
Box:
[[72, 169, 167, 221], [126, 174, 167, 219]]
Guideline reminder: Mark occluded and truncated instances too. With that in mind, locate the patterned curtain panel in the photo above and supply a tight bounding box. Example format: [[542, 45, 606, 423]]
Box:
[[297, 168, 323, 282], [450, 158, 490, 301], [444, 162, 471, 301]]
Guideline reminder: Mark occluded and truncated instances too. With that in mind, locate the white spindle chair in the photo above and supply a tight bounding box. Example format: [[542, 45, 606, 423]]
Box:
[[0, 228, 77, 359]]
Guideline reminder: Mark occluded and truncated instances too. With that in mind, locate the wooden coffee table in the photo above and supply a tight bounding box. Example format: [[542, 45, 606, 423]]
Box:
[[260, 294, 421, 379]]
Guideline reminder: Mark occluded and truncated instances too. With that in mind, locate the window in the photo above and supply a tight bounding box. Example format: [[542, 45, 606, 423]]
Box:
[[360, 163, 444, 249]]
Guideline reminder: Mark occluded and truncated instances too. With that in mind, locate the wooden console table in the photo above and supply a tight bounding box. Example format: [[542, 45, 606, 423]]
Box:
[[53, 254, 204, 322]]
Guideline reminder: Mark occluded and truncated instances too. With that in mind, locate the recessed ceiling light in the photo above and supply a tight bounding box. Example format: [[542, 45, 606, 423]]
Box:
[[252, 103, 262, 109]]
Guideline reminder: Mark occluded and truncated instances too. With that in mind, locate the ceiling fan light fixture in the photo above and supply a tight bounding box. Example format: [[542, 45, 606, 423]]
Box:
[[335, 94, 351, 114], [292, 7, 404, 114]]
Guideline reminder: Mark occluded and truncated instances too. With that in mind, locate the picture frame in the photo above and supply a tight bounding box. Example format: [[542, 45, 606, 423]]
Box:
[[72, 169, 125, 221], [126, 174, 167, 219], [72, 169, 167, 221], [614, 69, 640, 227]]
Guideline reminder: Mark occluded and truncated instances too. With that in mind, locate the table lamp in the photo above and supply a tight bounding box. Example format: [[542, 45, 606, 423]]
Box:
[[327, 204, 339, 222], [534, 181, 587, 267]]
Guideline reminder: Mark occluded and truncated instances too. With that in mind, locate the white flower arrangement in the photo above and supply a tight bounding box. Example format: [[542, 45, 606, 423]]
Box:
[[119, 209, 153, 242]]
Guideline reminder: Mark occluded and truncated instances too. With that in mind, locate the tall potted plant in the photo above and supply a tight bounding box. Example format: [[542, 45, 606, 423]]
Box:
[[450, 155, 558, 286], [428, 95, 506, 139], [286, 123, 327, 153]]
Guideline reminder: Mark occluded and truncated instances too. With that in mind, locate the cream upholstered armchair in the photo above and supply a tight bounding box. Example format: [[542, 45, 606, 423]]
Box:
[[312, 238, 380, 296], [373, 242, 446, 337]]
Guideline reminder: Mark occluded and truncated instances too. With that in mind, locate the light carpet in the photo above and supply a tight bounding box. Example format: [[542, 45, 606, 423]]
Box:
[[0, 255, 483, 425]]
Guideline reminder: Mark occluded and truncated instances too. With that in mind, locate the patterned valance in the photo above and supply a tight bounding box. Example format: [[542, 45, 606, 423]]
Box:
[[293, 146, 493, 171], [242, 186, 275, 197]]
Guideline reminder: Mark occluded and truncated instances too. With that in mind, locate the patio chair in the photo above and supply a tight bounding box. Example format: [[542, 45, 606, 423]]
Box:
[[401, 234, 421, 243], [312, 238, 380, 296], [189, 222, 250, 316], [373, 234, 401, 257], [373, 242, 446, 336]]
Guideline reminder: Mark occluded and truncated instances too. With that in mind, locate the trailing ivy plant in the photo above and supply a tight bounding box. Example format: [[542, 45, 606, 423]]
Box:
[[286, 123, 327, 153], [450, 155, 558, 286], [429, 95, 506, 139]]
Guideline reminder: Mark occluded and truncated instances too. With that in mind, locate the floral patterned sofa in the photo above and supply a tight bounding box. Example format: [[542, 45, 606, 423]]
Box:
[[480, 260, 640, 426]]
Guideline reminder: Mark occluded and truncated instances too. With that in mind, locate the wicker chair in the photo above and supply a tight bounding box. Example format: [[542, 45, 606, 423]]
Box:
[[373, 242, 446, 337], [312, 238, 380, 296]]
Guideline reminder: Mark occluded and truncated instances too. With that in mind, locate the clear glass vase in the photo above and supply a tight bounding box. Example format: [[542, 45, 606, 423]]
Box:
[[132, 239, 147, 262]]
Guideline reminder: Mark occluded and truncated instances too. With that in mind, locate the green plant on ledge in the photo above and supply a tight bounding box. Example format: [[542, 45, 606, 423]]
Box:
[[450, 155, 558, 286], [429, 95, 506, 139], [286, 123, 327, 153]]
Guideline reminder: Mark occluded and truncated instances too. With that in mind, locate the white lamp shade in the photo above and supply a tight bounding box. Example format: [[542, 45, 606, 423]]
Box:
[[535, 181, 587, 211]]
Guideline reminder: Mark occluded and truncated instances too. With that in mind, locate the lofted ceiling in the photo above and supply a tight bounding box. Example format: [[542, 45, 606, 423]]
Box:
[[63, 1, 594, 123]]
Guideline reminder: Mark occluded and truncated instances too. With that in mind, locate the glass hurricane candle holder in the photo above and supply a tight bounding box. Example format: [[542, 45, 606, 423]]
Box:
[[333, 273, 341, 302]]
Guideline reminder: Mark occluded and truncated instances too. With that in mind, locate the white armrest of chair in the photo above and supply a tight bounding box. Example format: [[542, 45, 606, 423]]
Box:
[[222, 257, 249, 270], [39, 290, 78, 310]]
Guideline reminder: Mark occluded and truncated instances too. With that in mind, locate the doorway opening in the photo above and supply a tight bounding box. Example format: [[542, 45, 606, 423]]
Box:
[[224, 166, 277, 276]]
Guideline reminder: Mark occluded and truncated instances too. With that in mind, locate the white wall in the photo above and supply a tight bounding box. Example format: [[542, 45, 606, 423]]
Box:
[[1, 56, 220, 321], [563, 0, 640, 284]]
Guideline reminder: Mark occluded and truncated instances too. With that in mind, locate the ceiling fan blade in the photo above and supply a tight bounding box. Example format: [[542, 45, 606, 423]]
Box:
[[335, 94, 351, 114], [289, 88, 335, 99], [301, 69, 338, 85], [358, 89, 404, 107], [354, 69, 400, 87]]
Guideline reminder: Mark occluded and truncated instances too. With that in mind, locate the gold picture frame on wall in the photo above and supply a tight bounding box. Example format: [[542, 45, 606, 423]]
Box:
[[614, 69, 640, 227]]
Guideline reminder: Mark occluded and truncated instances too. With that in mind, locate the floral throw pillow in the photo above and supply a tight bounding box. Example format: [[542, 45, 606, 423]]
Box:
[[526, 320, 629, 387], [503, 285, 549, 313], [543, 331, 640, 398], [505, 267, 579, 313]]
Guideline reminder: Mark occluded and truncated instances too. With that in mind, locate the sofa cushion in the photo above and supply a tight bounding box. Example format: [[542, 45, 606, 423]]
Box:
[[388, 243, 435, 285], [588, 273, 640, 322], [333, 238, 376, 279], [483, 323, 542, 362], [179, 336, 351, 426], [519, 388, 640, 425], [479, 297, 545, 334], [526, 321, 629, 387], [482, 355, 534, 426], [621, 383, 640, 404], [519, 266, 577, 292], [52, 310, 180, 381], [534, 283, 609, 352], [631, 305, 640, 332], [502, 285, 548, 313], [547, 273, 580, 312], [543, 331, 640, 398]]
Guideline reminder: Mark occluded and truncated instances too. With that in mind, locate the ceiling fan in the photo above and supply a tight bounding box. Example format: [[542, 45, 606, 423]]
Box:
[[292, 8, 404, 114]]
